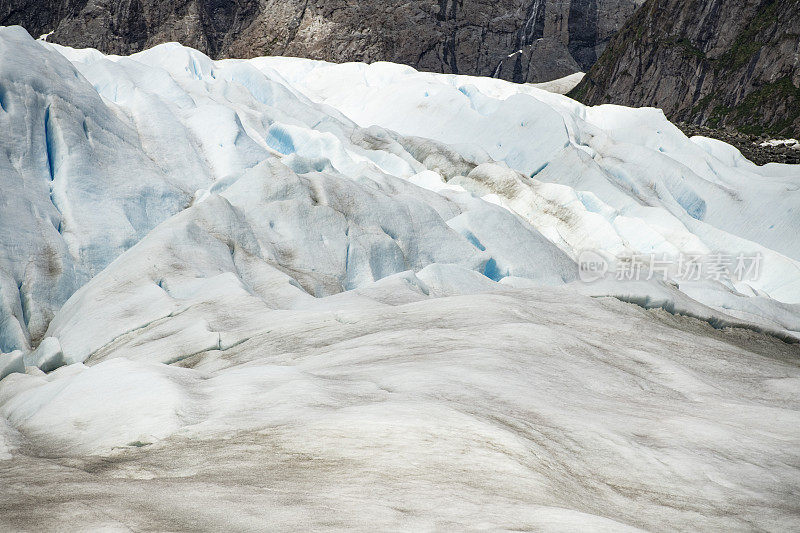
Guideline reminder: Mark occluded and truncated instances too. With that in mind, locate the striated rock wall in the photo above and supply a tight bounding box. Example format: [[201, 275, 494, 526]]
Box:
[[2, 0, 644, 83]]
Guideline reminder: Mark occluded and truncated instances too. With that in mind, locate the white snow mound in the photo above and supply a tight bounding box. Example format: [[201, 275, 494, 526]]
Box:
[[0, 26, 799, 531]]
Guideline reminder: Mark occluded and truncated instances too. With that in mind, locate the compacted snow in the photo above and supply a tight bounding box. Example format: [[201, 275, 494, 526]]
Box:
[[0, 26, 799, 531]]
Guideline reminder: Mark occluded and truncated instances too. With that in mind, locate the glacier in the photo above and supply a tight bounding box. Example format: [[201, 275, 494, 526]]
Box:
[[0, 25, 799, 530]]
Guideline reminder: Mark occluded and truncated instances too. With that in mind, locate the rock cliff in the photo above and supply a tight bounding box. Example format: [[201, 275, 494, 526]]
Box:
[[2, 0, 644, 83], [570, 0, 800, 136]]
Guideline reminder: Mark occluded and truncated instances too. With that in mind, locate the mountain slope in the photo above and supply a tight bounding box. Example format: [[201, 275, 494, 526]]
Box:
[[570, 0, 800, 136], [3, 0, 645, 83]]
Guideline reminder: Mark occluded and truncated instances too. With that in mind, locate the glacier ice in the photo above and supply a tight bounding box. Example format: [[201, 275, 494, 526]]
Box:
[[0, 26, 799, 531]]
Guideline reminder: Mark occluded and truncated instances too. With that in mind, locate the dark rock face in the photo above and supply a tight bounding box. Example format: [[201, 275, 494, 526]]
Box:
[[678, 123, 800, 166], [0, 0, 68, 39], [4, 0, 644, 83], [492, 39, 583, 83], [570, 0, 800, 137], [567, 0, 599, 67]]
